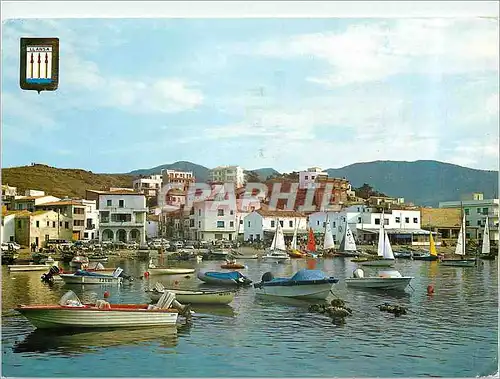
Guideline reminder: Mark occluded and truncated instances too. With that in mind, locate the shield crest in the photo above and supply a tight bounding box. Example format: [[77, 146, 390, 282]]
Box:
[[20, 37, 59, 93]]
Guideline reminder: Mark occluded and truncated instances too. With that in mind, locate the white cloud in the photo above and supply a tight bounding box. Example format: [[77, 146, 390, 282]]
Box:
[[253, 18, 499, 86]]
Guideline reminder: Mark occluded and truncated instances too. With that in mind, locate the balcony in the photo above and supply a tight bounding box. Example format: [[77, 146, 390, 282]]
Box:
[[99, 220, 145, 227]]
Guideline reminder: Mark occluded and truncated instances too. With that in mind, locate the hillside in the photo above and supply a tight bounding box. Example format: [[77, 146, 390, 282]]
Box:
[[1, 164, 135, 199], [326, 160, 499, 206], [246, 168, 280, 181], [129, 161, 210, 182]]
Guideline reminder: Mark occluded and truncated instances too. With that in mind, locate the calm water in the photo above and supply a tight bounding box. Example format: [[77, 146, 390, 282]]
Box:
[[1, 257, 498, 377]]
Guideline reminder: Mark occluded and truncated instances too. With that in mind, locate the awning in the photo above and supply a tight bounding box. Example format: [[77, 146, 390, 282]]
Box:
[[357, 228, 432, 235]]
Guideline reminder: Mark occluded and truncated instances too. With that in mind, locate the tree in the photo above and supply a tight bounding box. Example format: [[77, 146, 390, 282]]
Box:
[[354, 183, 387, 199], [245, 170, 261, 182]]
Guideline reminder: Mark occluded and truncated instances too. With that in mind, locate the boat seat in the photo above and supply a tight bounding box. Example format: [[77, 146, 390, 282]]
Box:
[[156, 291, 176, 309]]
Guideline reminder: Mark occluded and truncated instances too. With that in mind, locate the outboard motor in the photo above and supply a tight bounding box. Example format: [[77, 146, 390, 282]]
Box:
[[41, 266, 60, 283], [353, 268, 364, 278], [261, 272, 274, 282], [118, 270, 134, 282]]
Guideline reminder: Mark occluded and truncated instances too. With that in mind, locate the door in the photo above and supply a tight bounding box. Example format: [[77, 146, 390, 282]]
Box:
[[35, 237, 39, 246], [72, 231, 80, 240]]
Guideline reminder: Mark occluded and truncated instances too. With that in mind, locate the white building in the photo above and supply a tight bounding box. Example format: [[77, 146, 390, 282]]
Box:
[[439, 193, 499, 242], [11, 195, 61, 212], [308, 205, 430, 246], [24, 189, 45, 197], [146, 215, 159, 239], [87, 190, 147, 244], [133, 176, 163, 198], [210, 166, 245, 188], [190, 194, 238, 241], [161, 169, 195, 191], [1, 212, 16, 244], [299, 167, 328, 190], [243, 209, 308, 243], [77, 199, 99, 241]]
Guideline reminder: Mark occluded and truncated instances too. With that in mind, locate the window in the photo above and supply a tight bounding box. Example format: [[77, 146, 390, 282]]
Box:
[[405, 217, 410, 223], [198, 221, 201, 228], [305, 176, 308, 180], [240, 220, 243, 224], [74, 220, 84, 226], [375, 218, 380, 225], [119, 200, 124, 208], [17, 220, 21, 228], [247, 221, 251, 227], [279, 221, 283, 227], [84, 232, 88, 238], [74, 207, 84, 214], [107, 200, 112, 206], [395, 217, 400, 223], [333, 222, 336, 228], [312, 176, 315, 180], [52, 221, 56, 228], [47, 221, 50, 227], [198, 209, 201, 216], [477, 220, 482, 226], [323, 222, 326, 228], [483, 208, 488, 215], [190, 219, 195, 227], [271, 220, 275, 227], [230, 210, 234, 215], [230, 221, 234, 227], [357, 208, 360, 212], [466, 221, 470, 226], [464, 208, 469, 215], [317, 221, 320, 226], [413, 218, 418, 223], [358, 217, 362, 223], [218, 209, 224, 216], [59, 222, 63, 227], [36, 221, 40, 228], [384, 219, 389, 225], [288, 221, 293, 227], [217, 221, 225, 228], [65, 222, 69, 229], [477, 208, 481, 214]]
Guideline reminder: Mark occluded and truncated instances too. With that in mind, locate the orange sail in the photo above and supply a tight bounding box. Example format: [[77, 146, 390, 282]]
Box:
[[307, 228, 316, 252]]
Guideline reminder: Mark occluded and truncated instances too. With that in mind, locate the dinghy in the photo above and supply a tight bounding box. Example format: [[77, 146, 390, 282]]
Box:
[[345, 268, 413, 291], [288, 221, 306, 258], [441, 212, 477, 267], [146, 282, 235, 304], [413, 232, 439, 261], [360, 215, 395, 267], [16, 290, 190, 329], [59, 267, 126, 285], [220, 259, 246, 269], [253, 269, 339, 300], [262, 220, 291, 263], [197, 270, 252, 286], [480, 217, 495, 260], [147, 259, 195, 276], [337, 223, 360, 257], [8, 260, 60, 272]]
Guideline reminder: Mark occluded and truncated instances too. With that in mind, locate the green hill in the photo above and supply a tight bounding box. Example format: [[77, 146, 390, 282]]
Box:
[[129, 161, 210, 182]]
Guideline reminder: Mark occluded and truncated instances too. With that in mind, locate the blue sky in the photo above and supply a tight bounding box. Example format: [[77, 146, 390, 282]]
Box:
[[1, 18, 498, 173]]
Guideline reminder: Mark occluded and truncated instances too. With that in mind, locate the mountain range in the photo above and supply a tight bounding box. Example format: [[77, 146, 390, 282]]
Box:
[[2, 160, 497, 207]]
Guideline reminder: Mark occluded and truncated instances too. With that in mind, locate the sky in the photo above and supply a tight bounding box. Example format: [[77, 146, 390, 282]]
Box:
[[1, 17, 499, 173]]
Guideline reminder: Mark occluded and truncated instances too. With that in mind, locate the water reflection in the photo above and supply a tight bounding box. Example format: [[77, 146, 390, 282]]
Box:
[[13, 326, 179, 356]]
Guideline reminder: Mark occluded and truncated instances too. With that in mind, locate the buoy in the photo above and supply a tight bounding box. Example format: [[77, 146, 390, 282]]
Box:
[[103, 291, 110, 298], [174, 280, 179, 285], [144, 271, 150, 278], [427, 285, 435, 295]]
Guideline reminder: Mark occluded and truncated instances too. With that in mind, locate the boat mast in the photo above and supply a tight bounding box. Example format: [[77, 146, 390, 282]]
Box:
[[462, 201, 466, 257]]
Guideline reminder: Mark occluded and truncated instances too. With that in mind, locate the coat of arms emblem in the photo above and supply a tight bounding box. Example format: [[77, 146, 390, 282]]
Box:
[[20, 37, 59, 93]]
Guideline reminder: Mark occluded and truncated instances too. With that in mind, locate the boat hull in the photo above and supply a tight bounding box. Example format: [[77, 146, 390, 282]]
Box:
[[8, 263, 59, 272], [254, 282, 336, 300], [59, 274, 122, 285], [16, 305, 178, 329], [440, 259, 477, 267], [147, 289, 235, 304], [345, 277, 413, 290], [359, 259, 395, 267], [148, 268, 195, 276], [197, 271, 251, 286], [413, 255, 438, 261]]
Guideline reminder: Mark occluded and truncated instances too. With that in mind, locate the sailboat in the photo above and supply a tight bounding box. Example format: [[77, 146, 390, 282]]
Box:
[[360, 217, 395, 267], [305, 228, 319, 258], [480, 216, 495, 260], [413, 232, 439, 261], [441, 213, 477, 267], [262, 219, 291, 263], [319, 217, 336, 256], [338, 223, 360, 257], [288, 221, 306, 258]]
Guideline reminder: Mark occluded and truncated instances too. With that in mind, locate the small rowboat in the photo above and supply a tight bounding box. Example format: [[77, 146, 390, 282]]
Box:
[[148, 259, 195, 276], [8, 261, 60, 272], [16, 290, 189, 329], [197, 270, 252, 286], [146, 282, 235, 304], [220, 261, 246, 269]]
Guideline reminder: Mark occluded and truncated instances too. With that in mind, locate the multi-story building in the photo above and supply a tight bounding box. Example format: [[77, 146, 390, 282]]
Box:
[[1, 185, 17, 212], [162, 207, 191, 240], [132, 175, 163, 198], [161, 169, 195, 191], [9, 195, 61, 212], [439, 193, 499, 243], [420, 207, 462, 242], [14, 210, 73, 248], [1, 210, 18, 244], [298, 167, 328, 190], [308, 205, 432, 246], [243, 208, 308, 243], [189, 194, 238, 241], [86, 190, 147, 244], [209, 166, 245, 188], [36, 200, 87, 240]]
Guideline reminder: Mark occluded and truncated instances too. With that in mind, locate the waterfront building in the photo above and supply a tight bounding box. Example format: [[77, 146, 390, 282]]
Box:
[[10, 195, 61, 212], [420, 207, 462, 243], [132, 175, 163, 198], [1, 210, 17, 244], [308, 205, 432, 246], [243, 208, 308, 243], [36, 200, 88, 240], [86, 189, 147, 244], [14, 210, 73, 248], [439, 193, 499, 243], [209, 165, 245, 188]]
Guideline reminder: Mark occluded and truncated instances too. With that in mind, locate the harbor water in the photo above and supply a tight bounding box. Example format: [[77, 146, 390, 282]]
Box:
[[1, 257, 498, 377]]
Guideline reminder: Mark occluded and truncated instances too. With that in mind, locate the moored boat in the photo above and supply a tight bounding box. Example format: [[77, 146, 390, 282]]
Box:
[[479, 217, 496, 260], [413, 232, 439, 261], [262, 220, 291, 263], [288, 222, 306, 258], [146, 282, 235, 304], [360, 214, 395, 267], [337, 223, 360, 257], [441, 211, 477, 267], [197, 270, 252, 286], [147, 259, 195, 276], [345, 268, 413, 291], [15, 290, 189, 329], [8, 261, 60, 272], [253, 269, 339, 300], [59, 267, 125, 285], [220, 260, 246, 269]]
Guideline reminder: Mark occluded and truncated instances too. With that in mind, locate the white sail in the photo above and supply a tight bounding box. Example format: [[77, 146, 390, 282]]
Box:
[[291, 221, 298, 250], [270, 219, 278, 250], [454, 215, 466, 256], [482, 217, 490, 255], [323, 219, 335, 250], [274, 222, 287, 251], [383, 231, 395, 259], [344, 224, 357, 252], [377, 224, 385, 257]]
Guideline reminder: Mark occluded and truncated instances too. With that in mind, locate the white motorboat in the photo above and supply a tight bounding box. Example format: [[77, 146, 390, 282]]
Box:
[[345, 268, 413, 291], [16, 290, 189, 329], [147, 259, 195, 276], [262, 220, 291, 263], [8, 261, 60, 272], [59, 267, 125, 285], [253, 269, 339, 300]]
